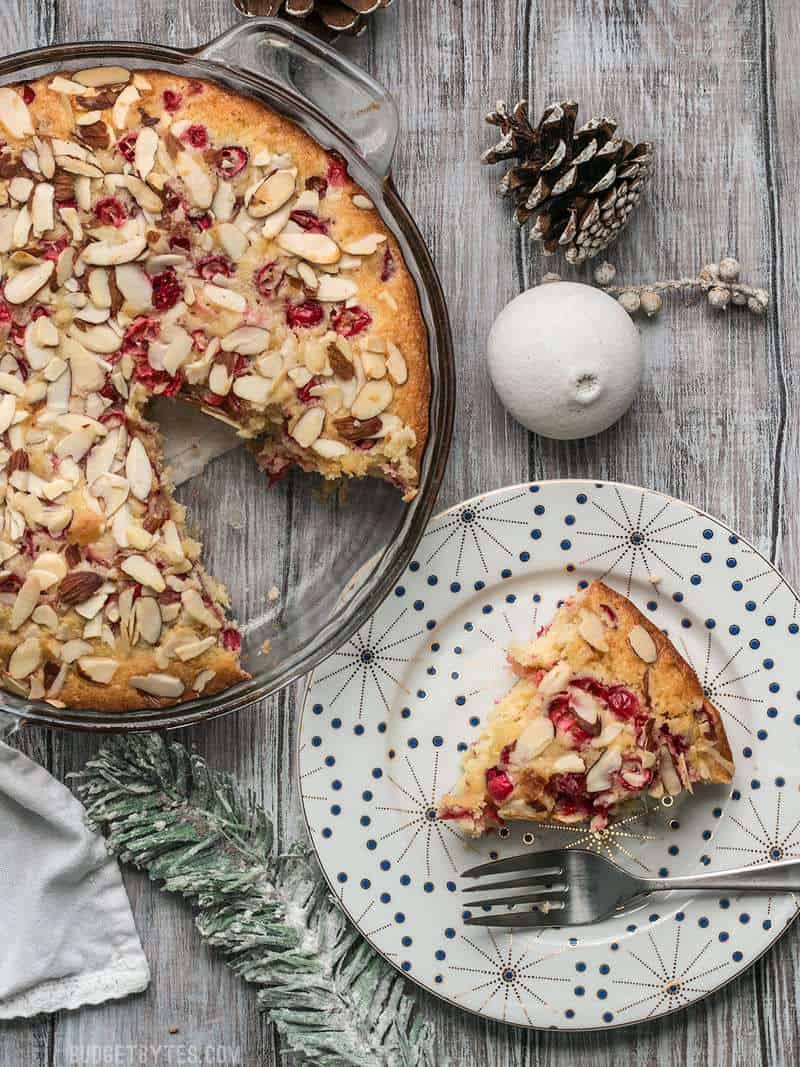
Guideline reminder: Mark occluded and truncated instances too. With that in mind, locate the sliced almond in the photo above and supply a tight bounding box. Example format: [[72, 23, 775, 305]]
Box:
[[129, 672, 184, 698], [85, 427, 120, 485], [10, 574, 41, 630], [628, 624, 657, 663], [134, 126, 158, 181], [32, 551, 68, 584], [277, 231, 341, 266], [0, 372, 24, 397], [9, 636, 41, 680], [0, 88, 34, 140], [578, 610, 609, 652], [586, 747, 623, 792], [174, 635, 217, 662], [118, 173, 162, 214], [232, 374, 272, 405], [659, 748, 682, 796], [192, 668, 216, 693], [176, 150, 215, 209], [251, 168, 297, 216], [56, 156, 104, 179], [509, 715, 555, 765], [202, 284, 246, 314], [312, 438, 349, 459], [135, 596, 162, 645], [208, 363, 231, 397], [111, 84, 140, 130], [74, 323, 122, 355], [88, 267, 112, 309], [73, 66, 131, 88], [217, 221, 249, 261], [0, 394, 17, 434], [181, 588, 222, 631], [291, 407, 325, 448], [8, 177, 34, 203], [121, 554, 165, 592], [82, 235, 147, 266], [4, 261, 54, 304], [340, 233, 386, 256], [61, 639, 94, 664], [221, 326, 269, 355], [115, 263, 153, 311], [260, 203, 292, 240], [552, 753, 586, 773], [569, 686, 603, 725], [77, 656, 118, 684], [538, 659, 572, 697], [385, 342, 408, 385], [317, 275, 358, 302], [350, 378, 393, 420], [361, 350, 386, 380]]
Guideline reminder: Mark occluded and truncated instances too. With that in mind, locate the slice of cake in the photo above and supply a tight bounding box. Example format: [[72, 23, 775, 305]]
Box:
[[438, 581, 734, 835]]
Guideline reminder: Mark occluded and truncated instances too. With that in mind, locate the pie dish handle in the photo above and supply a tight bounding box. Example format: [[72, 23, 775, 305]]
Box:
[[0, 709, 20, 739], [196, 18, 399, 180]]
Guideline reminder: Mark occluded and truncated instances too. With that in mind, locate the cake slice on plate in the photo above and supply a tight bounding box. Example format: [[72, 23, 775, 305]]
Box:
[[438, 581, 734, 835]]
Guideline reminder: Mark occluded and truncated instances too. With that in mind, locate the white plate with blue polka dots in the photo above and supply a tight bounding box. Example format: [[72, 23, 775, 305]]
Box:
[[298, 480, 800, 1029]]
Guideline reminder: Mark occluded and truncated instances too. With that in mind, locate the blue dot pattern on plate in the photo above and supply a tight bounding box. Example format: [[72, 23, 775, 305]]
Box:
[[298, 481, 800, 1031]]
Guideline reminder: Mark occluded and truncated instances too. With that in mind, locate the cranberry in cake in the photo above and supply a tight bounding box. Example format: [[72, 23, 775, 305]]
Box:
[[438, 581, 734, 834], [0, 67, 429, 710]]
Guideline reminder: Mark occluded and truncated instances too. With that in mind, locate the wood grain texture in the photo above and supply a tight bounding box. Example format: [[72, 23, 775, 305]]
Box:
[[1, 0, 797, 1063]]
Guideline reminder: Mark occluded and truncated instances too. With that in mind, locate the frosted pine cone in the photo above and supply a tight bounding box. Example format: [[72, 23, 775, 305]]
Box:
[[483, 99, 653, 264]]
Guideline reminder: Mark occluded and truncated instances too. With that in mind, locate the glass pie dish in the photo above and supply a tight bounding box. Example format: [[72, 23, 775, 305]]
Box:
[[0, 19, 454, 732]]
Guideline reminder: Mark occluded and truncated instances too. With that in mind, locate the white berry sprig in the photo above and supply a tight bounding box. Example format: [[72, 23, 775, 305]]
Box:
[[585, 257, 769, 317]]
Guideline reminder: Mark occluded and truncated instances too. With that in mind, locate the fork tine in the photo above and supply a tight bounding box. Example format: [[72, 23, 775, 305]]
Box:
[[462, 873, 566, 894], [465, 887, 568, 908], [461, 849, 566, 879], [464, 908, 566, 930]]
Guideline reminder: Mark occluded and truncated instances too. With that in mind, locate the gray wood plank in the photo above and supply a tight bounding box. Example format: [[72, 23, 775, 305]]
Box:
[[1, 0, 797, 1063]]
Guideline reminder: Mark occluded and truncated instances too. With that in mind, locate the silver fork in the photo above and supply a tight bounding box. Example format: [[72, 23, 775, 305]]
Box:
[[461, 848, 800, 928]]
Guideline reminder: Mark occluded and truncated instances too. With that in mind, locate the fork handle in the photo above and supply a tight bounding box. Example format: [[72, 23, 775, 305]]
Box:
[[642, 855, 800, 893]]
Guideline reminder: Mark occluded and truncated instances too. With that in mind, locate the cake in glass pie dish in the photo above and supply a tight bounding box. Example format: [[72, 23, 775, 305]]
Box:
[[0, 67, 429, 710], [438, 581, 734, 835]]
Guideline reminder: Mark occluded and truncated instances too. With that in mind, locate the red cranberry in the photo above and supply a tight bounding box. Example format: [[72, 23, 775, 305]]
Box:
[[41, 237, 69, 262], [21, 85, 35, 105], [296, 377, 319, 405], [289, 210, 329, 234], [659, 725, 689, 757], [162, 183, 185, 214], [331, 305, 372, 337], [554, 795, 592, 820], [437, 805, 471, 822], [187, 79, 204, 96], [191, 329, 208, 352], [547, 694, 596, 748], [0, 301, 12, 325], [9, 321, 26, 348], [221, 628, 242, 653], [213, 145, 249, 180], [326, 150, 349, 186], [485, 767, 514, 803], [162, 89, 182, 112], [31, 305, 50, 320], [615, 755, 653, 793], [188, 210, 212, 230], [499, 742, 516, 766], [380, 246, 396, 282], [169, 234, 191, 253], [197, 254, 234, 281], [286, 300, 324, 329], [94, 197, 128, 228], [570, 677, 640, 723], [253, 261, 284, 298], [122, 316, 160, 359], [117, 131, 138, 162], [0, 573, 22, 593], [549, 772, 587, 797], [305, 175, 328, 197], [150, 267, 183, 311], [181, 124, 209, 149], [599, 604, 618, 627]]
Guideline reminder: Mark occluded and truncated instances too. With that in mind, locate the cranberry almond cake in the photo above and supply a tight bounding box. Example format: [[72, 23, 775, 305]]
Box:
[[0, 67, 429, 710], [439, 581, 734, 834]]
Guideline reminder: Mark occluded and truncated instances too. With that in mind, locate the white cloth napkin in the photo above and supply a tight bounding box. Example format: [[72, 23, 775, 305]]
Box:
[[0, 742, 150, 1018]]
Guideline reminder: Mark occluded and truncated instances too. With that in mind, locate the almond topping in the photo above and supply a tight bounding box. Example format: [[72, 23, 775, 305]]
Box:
[[59, 571, 105, 605], [340, 233, 386, 256], [232, 375, 272, 405], [291, 407, 325, 448], [174, 636, 217, 662], [538, 659, 572, 697], [134, 126, 158, 181], [129, 673, 184, 699], [317, 275, 358, 302], [578, 610, 610, 652], [4, 261, 54, 304], [77, 657, 118, 684], [9, 636, 41, 680], [277, 231, 341, 266], [192, 669, 216, 693], [181, 588, 222, 631], [628, 624, 657, 663], [586, 747, 622, 792], [10, 574, 41, 631], [251, 168, 296, 215], [82, 235, 148, 266], [350, 378, 393, 420], [385, 342, 408, 385], [73, 66, 131, 88], [0, 88, 34, 140], [121, 555, 165, 592], [135, 596, 162, 645], [126, 438, 153, 502], [333, 415, 381, 442]]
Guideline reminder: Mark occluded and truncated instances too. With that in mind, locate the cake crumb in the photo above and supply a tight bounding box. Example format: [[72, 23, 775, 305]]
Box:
[[260, 639, 272, 655], [267, 585, 280, 602], [168, 1026, 179, 1035]]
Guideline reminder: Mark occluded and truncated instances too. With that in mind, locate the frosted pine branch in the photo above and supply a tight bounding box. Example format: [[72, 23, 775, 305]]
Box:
[[73, 734, 437, 1067]]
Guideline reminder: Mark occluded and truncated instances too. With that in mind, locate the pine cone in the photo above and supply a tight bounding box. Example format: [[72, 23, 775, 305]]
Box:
[[483, 100, 653, 264], [234, 0, 394, 36]]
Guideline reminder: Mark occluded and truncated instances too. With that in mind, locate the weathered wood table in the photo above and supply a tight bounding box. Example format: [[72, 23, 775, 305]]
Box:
[[3, 0, 798, 1063]]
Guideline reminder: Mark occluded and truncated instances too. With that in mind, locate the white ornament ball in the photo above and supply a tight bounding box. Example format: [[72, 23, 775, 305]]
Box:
[[487, 282, 644, 441]]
